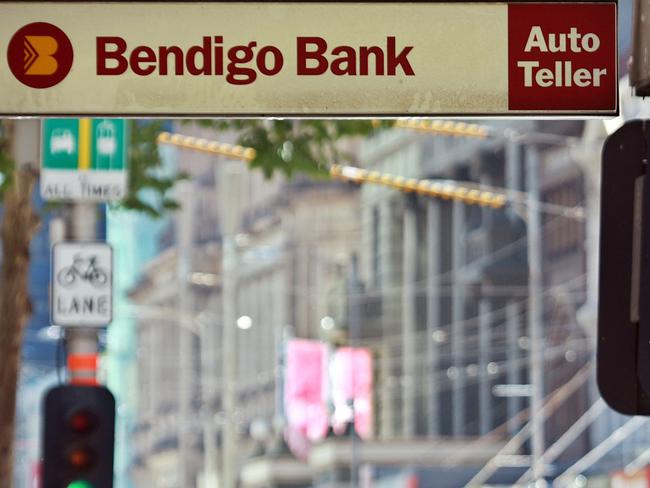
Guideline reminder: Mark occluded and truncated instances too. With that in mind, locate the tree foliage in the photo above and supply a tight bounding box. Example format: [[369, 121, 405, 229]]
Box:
[[115, 118, 390, 215], [117, 120, 184, 217], [193, 119, 391, 178]]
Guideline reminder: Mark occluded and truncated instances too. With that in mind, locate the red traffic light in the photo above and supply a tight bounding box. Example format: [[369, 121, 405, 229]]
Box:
[[43, 385, 115, 487], [68, 411, 97, 434]]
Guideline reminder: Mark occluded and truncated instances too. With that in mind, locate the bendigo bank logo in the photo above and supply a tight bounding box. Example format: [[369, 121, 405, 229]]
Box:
[[7, 22, 73, 88]]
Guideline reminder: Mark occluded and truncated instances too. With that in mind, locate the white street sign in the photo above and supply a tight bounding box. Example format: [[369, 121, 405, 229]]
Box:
[[51, 242, 113, 327]]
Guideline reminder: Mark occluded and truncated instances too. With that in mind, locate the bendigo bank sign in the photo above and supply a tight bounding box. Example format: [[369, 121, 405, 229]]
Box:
[[0, 2, 617, 115], [96, 36, 415, 82]]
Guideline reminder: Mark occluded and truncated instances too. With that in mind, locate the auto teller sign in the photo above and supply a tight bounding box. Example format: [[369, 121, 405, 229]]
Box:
[[52, 242, 113, 327], [0, 2, 617, 116]]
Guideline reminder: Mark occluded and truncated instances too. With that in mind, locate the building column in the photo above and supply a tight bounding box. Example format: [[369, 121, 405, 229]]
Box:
[[379, 198, 398, 437], [402, 197, 418, 437], [176, 180, 195, 488], [426, 200, 441, 436], [220, 163, 245, 488]]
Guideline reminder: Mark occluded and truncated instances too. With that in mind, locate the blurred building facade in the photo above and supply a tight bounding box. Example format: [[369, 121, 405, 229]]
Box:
[[124, 117, 649, 487], [354, 121, 593, 482], [128, 123, 363, 487]]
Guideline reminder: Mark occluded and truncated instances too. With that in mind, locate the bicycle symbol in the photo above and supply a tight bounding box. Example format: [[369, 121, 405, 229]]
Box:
[[56, 254, 108, 288]]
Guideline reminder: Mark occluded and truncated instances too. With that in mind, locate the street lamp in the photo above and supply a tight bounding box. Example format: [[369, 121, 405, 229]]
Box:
[[237, 315, 253, 330]]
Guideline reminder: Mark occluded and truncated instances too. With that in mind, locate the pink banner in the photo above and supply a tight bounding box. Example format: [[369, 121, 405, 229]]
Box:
[[284, 339, 374, 455], [284, 339, 328, 442], [331, 347, 373, 438]]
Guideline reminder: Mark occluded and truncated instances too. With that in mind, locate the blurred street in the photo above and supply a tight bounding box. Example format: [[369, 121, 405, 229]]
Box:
[[8, 85, 650, 487]]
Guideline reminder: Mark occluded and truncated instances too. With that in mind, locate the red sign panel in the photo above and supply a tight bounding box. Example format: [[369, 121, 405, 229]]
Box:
[[508, 3, 617, 112]]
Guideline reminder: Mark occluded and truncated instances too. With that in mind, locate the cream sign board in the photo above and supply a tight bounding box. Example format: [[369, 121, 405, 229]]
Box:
[[0, 2, 617, 115]]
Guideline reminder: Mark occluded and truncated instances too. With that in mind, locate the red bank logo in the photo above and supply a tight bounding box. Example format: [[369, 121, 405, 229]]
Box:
[[508, 3, 616, 111], [7, 22, 74, 89]]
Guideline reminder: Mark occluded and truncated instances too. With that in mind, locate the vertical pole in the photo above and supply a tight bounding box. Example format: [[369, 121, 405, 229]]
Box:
[[505, 140, 522, 437], [379, 343, 392, 439], [274, 264, 289, 422], [630, 0, 650, 96], [274, 264, 290, 438], [402, 197, 417, 437], [426, 201, 440, 436], [221, 162, 244, 488], [177, 180, 195, 488], [506, 301, 521, 437], [348, 254, 363, 487], [526, 146, 545, 483], [451, 200, 466, 437], [222, 234, 237, 488], [66, 119, 100, 384], [201, 279, 218, 485], [478, 299, 492, 436], [379, 199, 395, 438], [275, 324, 289, 422]]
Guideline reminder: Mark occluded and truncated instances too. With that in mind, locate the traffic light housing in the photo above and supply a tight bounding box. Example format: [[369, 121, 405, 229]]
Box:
[[598, 120, 650, 415], [43, 385, 116, 488]]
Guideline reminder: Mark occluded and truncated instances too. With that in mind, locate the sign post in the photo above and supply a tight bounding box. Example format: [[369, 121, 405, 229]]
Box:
[[41, 118, 127, 201]]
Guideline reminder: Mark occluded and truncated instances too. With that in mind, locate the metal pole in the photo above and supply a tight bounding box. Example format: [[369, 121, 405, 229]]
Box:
[[201, 293, 219, 485], [554, 416, 650, 488], [426, 200, 441, 436], [451, 200, 466, 437], [177, 180, 195, 488], [220, 162, 244, 488], [402, 197, 417, 437], [379, 199, 396, 438], [506, 301, 521, 437], [478, 299, 492, 436], [516, 399, 607, 484], [505, 139, 522, 438], [66, 203, 100, 384], [526, 146, 546, 483], [275, 324, 290, 422], [348, 254, 363, 487]]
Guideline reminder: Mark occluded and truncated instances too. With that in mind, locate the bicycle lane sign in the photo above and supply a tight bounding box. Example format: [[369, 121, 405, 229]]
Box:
[[51, 242, 112, 327]]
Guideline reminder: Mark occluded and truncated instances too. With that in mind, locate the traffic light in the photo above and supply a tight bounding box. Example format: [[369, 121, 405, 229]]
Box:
[[598, 120, 650, 415], [42, 385, 116, 488]]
